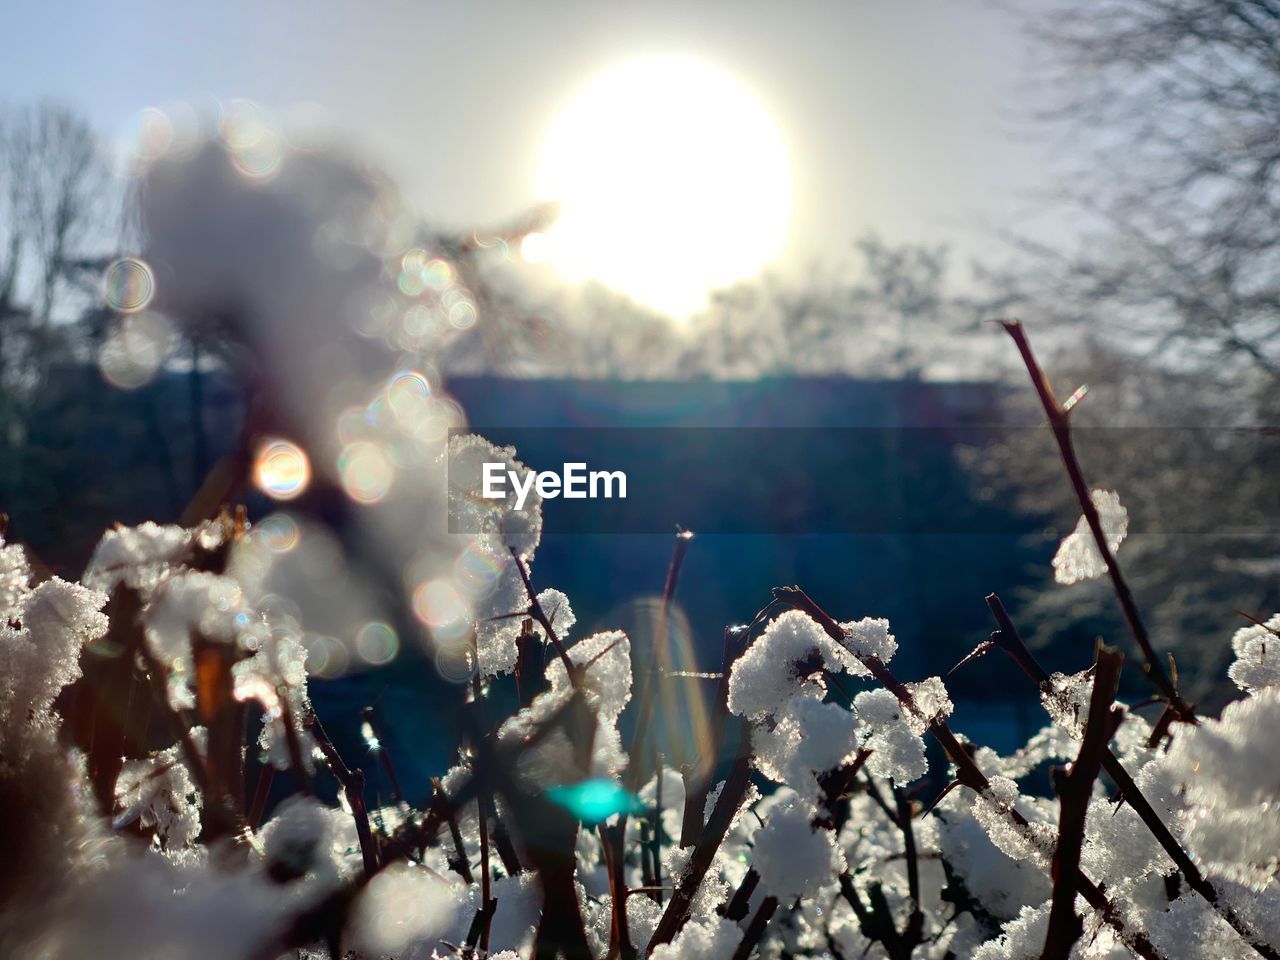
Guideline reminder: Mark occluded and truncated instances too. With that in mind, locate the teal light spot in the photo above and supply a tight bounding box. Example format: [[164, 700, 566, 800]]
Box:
[[546, 778, 643, 824]]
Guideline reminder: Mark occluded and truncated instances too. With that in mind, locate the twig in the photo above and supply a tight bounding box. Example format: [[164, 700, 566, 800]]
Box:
[[987, 594, 1280, 960], [361, 706, 406, 807], [730, 896, 779, 960], [508, 546, 577, 678], [599, 822, 635, 960], [1043, 645, 1125, 960], [721, 868, 760, 921], [648, 747, 754, 951], [773, 585, 1167, 960], [999, 319, 1194, 722], [432, 777, 474, 884], [306, 712, 379, 878], [248, 763, 274, 830]]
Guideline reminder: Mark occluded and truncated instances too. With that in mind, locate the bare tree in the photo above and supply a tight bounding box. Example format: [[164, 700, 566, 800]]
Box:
[[1020, 0, 1280, 377], [0, 102, 112, 502]]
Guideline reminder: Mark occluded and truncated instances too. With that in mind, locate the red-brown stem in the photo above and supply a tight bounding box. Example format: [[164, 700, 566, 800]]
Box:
[[731, 896, 779, 960], [648, 747, 754, 951], [774, 585, 1168, 960], [306, 712, 379, 878], [600, 822, 636, 960], [509, 546, 577, 678], [360, 706, 406, 807], [721, 868, 759, 921], [1043, 645, 1125, 960], [248, 762, 274, 830], [1000, 320, 1194, 722], [987, 594, 1280, 960]]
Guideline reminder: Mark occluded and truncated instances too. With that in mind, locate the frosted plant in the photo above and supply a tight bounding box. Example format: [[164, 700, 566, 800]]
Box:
[[1228, 614, 1280, 694], [0, 571, 108, 755], [7, 326, 1280, 960], [115, 741, 204, 850], [726, 609, 853, 719], [447, 433, 545, 677], [751, 791, 845, 899], [1052, 488, 1128, 585]]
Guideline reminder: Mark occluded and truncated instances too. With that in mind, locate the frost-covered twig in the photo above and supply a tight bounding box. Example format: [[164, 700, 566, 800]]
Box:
[[647, 749, 754, 950], [1000, 319, 1194, 722], [509, 546, 578, 679], [773, 585, 1169, 960], [986, 593, 1280, 960], [731, 895, 779, 960], [1043, 644, 1124, 960], [361, 706, 406, 807], [305, 712, 379, 878]]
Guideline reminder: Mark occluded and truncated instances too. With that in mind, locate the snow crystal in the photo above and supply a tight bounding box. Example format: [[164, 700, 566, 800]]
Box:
[[260, 795, 361, 889], [1040, 668, 1096, 739], [537, 587, 576, 639], [853, 688, 929, 783], [751, 792, 844, 899], [727, 610, 846, 719], [83, 521, 195, 595], [1228, 614, 1280, 694], [1, 578, 109, 749], [0, 539, 31, 621], [115, 745, 202, 850], [904, 675, 953, 734], [970, 777, 1054, 866], [935, 801, 1050, 921], [546, 628, 632, 720], [839, 616, 897, 669], [650, 914, 742, 960], [1156, 687, 1280, 889], [971, 901, 1052, 960], [143, 571, 251, 708], [447, 435, 545, 678], [753, 696, 859, 797], [1052, 488, 1128, 585]]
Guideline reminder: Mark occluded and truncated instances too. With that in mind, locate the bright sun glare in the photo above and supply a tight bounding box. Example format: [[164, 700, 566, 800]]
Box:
[[531, 56, 793, 318]]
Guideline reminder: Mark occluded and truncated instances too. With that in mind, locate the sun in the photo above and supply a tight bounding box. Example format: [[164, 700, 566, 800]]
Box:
[[531, 56, 793, 317]]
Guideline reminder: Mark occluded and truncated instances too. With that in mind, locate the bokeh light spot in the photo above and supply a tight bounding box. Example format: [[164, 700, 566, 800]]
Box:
[[355, 621, 400, 666], [253, 438, 311, 501], [546, 779, 643, 824], [338, 441, 395, 504], [97, 310, 174, 390], [412, 578, 469, 629], [104, 258, 156, 313], [255, 512, 301, 554]]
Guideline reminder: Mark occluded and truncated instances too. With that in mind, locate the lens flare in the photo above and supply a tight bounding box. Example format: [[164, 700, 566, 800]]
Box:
[[97, 310, 175, 390], [355, 621, 400, 666], [104, 258, 156, 313], [412, 578, 469, 629], [338, 441, 395, 504], [255, 512, 301, 553], [253, 439, 311, 501]]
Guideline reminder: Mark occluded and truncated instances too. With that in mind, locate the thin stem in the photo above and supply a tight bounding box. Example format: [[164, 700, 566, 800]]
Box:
[[1000, 319, 1194, 722], [987, 593, 1280, 960], [1043, 645, 1125, 960], [306, 712, 379, 879], [730, 896, 779, 960], [774, 585, 1168, 960]]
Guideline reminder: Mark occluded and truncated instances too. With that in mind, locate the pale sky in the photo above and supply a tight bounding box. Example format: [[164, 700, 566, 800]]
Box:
[[6, 1, 1062, 292]]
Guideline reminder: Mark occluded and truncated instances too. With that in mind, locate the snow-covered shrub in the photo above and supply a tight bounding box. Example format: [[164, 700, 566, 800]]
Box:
[[2, 134, 1275, 960]]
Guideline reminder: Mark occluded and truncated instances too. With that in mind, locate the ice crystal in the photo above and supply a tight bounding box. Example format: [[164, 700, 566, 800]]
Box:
[[1228, 613, 1280, 694], [1052, 488, 1128, 585]]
